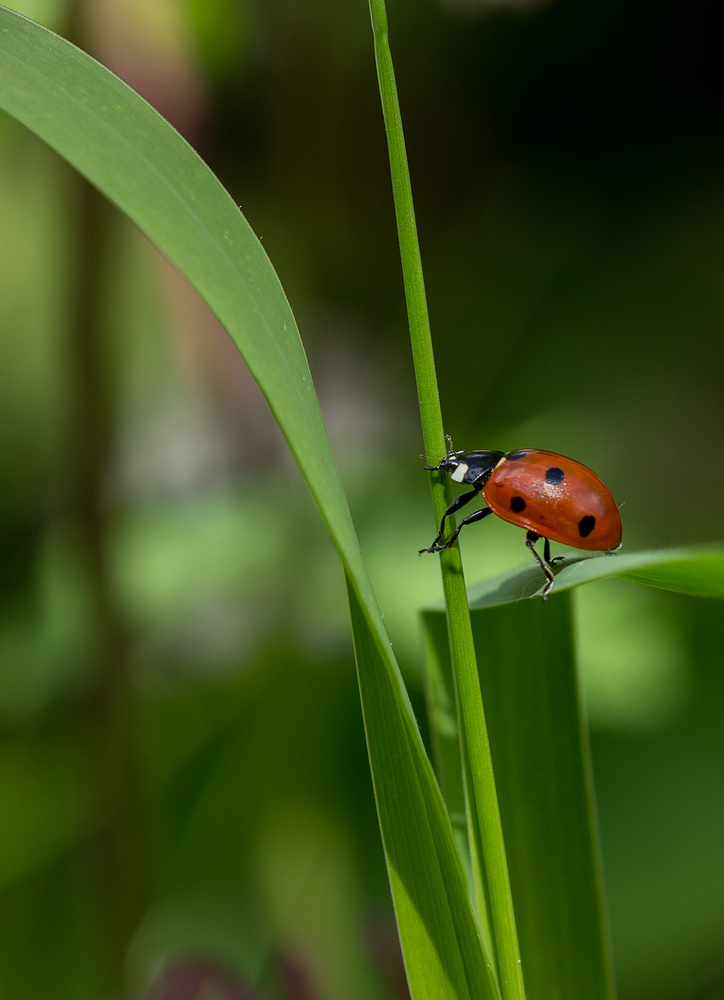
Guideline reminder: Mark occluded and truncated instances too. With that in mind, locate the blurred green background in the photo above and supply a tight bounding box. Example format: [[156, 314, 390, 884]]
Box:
[[1, 0, 723, 997]]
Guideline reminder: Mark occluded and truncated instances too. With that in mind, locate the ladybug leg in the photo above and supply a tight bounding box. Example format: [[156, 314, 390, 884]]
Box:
[[543, 538, 565, 566], [437, 505, 494, 551], [525, 531, 555, 601], [419, 488, 486, 553]]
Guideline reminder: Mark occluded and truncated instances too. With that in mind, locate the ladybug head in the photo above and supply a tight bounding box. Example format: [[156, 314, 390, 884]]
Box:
[[424, 449, 504, 485]]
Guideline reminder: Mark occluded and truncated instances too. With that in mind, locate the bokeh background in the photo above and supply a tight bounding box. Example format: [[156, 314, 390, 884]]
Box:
[[1, 0, 723, 997]]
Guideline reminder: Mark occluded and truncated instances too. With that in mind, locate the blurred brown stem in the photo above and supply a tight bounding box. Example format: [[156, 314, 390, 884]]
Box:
[[69, 161, 147, 998], [63, 3, 148, 988]]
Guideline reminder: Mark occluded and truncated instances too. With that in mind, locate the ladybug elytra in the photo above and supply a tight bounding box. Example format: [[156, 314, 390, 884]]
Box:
[[420, 445, 622, 600]]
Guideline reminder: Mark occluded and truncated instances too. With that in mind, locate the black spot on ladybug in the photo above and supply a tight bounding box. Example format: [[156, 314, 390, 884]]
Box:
[[507, 449, 530, 461], [510, 496, 526, 513], [545, 467, 565, 485], [578, 515, 596, 537]]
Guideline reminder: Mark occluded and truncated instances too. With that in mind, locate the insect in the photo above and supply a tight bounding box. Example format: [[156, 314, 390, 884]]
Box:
[[420, 445, 622, 600]]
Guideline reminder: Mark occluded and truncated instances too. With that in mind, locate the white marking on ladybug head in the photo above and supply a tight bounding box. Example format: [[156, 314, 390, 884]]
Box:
[[451, 462, 468, 483]]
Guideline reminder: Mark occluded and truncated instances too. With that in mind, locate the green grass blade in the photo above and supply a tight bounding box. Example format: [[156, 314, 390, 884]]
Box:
[[0, 4, 347, 564], [367, 3, 524, 990], [453, 545, 724, 609], [420, 614, 470, 867], [420, 544, 724, 993], [421, 593, 616, 1000], [613, 546, 724, 596], [348, 581, 500, 1000], [0, 9, 497, 996]]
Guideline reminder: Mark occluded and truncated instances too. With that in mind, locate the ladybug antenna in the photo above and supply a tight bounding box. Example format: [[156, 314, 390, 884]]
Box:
[[445, 434, 454, 452]]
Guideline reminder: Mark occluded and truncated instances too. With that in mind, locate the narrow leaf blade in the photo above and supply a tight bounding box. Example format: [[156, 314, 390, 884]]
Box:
[[422, 593, 616, 1000], [457, 545, 724, 609], [348, 581, 499, 1000], [0, 10, 497, 996]]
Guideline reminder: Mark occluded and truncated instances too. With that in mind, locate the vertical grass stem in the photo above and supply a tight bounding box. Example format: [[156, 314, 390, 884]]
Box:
[[367, 2, 526, 998]]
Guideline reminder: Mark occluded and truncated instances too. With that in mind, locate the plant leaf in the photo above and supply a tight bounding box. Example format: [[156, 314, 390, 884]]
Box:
[[421, 592, 616, 1000], [421, 544, 724, 995], [348, 581, 500, 1000], [0, 9, 496, 997], [453, 545, 724, 609]]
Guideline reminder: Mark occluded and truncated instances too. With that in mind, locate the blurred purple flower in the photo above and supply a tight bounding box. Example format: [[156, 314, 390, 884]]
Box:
[[121, 952, 319, 1000], [133, 957, 265, 1000]]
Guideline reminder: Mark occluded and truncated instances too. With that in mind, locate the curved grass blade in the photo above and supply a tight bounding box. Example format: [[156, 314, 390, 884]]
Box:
[[455, 544, 724, 610], [0, 8, 497, 997], [348, 581, 500, 1000]]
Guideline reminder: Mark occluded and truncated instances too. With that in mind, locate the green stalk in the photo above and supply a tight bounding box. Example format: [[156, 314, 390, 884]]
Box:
[[367, 3, 525, 998]]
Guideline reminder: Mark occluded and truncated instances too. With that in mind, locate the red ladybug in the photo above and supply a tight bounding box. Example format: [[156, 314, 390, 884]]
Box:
[[420, 446, 622, 599]]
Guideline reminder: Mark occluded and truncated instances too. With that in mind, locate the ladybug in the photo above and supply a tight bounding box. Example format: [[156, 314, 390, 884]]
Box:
[[420, 445, 622, 600]]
